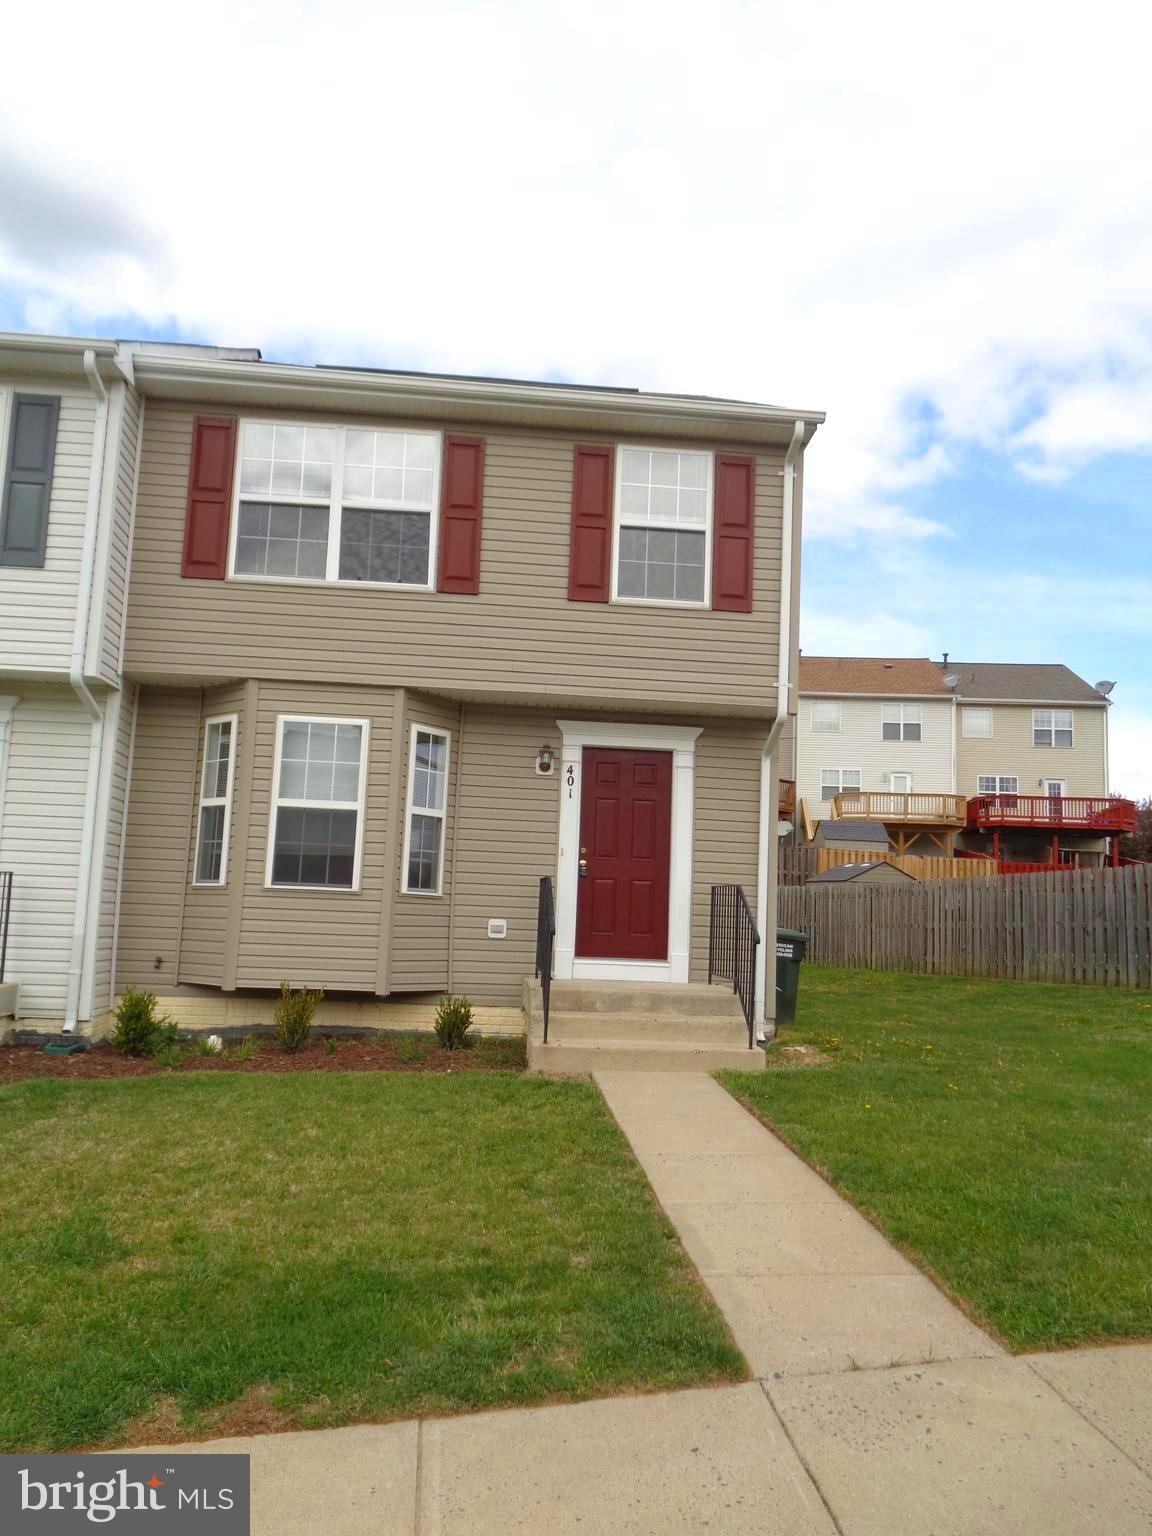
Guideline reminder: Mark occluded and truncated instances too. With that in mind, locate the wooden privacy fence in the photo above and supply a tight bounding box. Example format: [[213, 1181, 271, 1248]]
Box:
[[778, 864, 1152, 989], [780, 845, 994, 885]]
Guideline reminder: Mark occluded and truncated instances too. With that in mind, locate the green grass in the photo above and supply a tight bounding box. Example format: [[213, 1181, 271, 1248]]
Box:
[[720, 967, 1152, 1353], [0, 1073, 742, 1451]]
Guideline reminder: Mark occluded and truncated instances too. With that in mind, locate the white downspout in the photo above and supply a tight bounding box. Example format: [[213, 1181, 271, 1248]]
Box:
[[754, 419, 806, 1034], [63, 350, 110, 1032]]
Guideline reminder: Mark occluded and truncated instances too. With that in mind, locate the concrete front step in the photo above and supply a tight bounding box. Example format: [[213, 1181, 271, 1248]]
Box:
[[548, 981, 745, 1019], [530, 1037, 766, 1075], [547, 1009, 749, 1046]]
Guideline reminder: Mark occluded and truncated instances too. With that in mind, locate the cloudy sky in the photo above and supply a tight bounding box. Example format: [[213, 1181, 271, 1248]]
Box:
[[2, 0, 1149, 791]]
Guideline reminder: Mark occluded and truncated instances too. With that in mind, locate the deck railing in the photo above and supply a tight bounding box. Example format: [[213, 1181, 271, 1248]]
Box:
[[708, 884, 759, 1049], [534, 875, 556, 1043], [779, 779, 796, 819], [0, 872, 11, 984], [832, 791, 968, 825], [967, 795, 1137, 833]]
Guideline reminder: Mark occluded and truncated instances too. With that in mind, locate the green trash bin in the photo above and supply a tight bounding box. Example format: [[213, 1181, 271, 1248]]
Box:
[[775, 928, 808, 1027]]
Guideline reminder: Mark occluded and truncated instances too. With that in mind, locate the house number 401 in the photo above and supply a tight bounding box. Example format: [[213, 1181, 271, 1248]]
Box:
[[566, 764, 575, 796]]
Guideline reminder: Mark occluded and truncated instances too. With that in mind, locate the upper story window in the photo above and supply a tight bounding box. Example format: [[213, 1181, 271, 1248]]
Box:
[[881, 703, 921, 741], [810, 700, 841, 733], [232, 422, 440, 589], [193, 715, 238, 885], [266, 716, 369, 890], [962, 707, 993, 738], [1033, 708, 1073, 748], [613, 447, 711, 607], [0, 391, 60, 569]]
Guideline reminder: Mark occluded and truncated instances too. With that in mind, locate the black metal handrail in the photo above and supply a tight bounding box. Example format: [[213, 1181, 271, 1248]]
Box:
[[0, 871, 12, 984], [708, 883, 760, 1048], [535, 875, 556, 1043]]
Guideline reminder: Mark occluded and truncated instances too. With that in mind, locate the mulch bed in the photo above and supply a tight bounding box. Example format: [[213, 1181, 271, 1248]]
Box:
[[0, 1036, 525, 1085]]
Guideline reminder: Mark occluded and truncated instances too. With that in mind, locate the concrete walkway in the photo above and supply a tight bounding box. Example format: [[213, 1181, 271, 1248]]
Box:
[[121, 1072, 1152, 1534]]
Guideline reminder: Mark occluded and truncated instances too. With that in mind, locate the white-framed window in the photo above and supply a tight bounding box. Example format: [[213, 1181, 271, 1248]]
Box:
[[231, 421, 441, 590], [266, 716, 369, 890], [193, 714, 238, 885], [962, 707, 993, 738], [1044, 779, 1067, 797], [1033, 708, 1073, 748], [881, 703, 922, 741], [977, 774, 1019, 796], [821, 768, 862, 802], [810, 700, 841, 733], [401, 725, 450, 895], [888, 772, 912, 793], [612, 446, 712, 607]]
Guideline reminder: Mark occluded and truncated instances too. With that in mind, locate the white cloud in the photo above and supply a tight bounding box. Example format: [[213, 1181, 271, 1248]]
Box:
[[1, 0, 1152, 549], [1108, 710, 1152, 800], [800, 609, 936, 659]]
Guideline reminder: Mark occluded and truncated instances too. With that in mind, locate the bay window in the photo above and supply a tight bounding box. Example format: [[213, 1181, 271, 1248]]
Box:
[[267, 716, 369, 890], [233, 422, 439, 588]]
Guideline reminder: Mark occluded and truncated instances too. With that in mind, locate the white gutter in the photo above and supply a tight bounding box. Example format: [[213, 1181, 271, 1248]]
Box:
[[754, 419, 806, 1034], [63, 350, 110, 1032]]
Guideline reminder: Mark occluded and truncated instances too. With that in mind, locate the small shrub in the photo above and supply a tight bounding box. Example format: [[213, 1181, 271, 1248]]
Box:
[[111, 988, 175, 1058], [434, 995, 474, 1052], [273, 980, 323, 1053], [153, 1042, 185, 1070], [193, 1035, 224, 1058], [231, 1036, 258, 1063], [325, 1037, 338, 1057]]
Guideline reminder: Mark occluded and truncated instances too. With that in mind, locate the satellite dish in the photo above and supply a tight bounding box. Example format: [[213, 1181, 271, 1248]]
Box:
[[943, 672, 960, 688], [1095, 680, 1116, 696]]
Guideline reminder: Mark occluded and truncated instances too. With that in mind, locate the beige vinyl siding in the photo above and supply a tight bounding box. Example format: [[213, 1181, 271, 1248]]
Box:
[[93, 385, 142, 684], [955, 704, 1108, 798], [0, 381, 96, 674], [233, 682, 396, 991], [389, 694, 461, 992], [125, 404, 784, 715], [689, 721, 765, 981], [178, 683, 246, 987], [90, 683, 136, 1014], [795, 695, 955, 826], [0, 688, 90, 1017], [116, 688, 200, 989]]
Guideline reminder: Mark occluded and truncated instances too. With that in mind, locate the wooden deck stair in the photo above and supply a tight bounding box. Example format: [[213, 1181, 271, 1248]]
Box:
[[524, 979, 766, 1075]]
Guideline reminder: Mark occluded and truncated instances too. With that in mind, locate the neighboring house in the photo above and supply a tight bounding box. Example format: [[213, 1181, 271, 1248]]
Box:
[[941, 660, 1128, 866], [104, 349, 821, 1043], [792, 657, 960, 854], [0, 333, 140, 1026], [788, 652, 1132, 869]]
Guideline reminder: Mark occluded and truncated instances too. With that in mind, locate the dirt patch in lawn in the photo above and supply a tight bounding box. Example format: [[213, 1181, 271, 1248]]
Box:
[[0, 1034, 525, 1085]]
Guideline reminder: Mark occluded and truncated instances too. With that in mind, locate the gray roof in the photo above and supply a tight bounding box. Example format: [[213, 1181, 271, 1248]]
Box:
[[807, 863, 917, 883], [818, 820, 891, 847], [937, 662, 1108, 704]]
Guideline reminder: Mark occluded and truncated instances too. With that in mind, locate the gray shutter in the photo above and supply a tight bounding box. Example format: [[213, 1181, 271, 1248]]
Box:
[[0, 393, 61, 567]]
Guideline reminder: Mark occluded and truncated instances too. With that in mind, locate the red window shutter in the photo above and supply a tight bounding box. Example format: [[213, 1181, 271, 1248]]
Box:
[[436, 435, 485, 594], [568, 443, 614, 602], [181, 416, 237, 579], [711, 454, 755, 612]]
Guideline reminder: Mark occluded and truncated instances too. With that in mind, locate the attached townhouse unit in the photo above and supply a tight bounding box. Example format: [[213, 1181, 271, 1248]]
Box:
[[0, 333, 141, 1028], [789, 654, 1134, 870], [0, 337, 821, 1062]]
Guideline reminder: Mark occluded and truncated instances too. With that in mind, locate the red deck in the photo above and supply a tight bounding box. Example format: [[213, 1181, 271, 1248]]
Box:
[[966, 795, 1137, 834]]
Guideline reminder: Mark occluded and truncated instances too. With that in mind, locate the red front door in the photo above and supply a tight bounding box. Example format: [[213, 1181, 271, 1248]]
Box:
[[575, 748, 673, 961]]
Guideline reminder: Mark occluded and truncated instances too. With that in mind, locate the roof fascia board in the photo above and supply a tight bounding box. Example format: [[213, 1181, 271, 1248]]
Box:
[[130, 354, 825, 440], [800, 689, 953, 700], [955, 695, 1108, 707]]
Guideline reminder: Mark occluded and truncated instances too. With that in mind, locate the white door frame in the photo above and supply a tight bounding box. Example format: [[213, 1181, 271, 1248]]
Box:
[[555, 719, 702, 983]]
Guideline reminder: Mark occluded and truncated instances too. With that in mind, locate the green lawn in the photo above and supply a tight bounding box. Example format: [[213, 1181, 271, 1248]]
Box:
[[0, 1072, 743, 1451], [720, 966, 1152, 1352]]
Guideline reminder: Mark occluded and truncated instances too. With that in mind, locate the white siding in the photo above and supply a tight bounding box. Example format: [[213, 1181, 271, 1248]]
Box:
[[0, 688, 92, 1018], [796, 695, 955, 825], [0, 381, 97, 675]]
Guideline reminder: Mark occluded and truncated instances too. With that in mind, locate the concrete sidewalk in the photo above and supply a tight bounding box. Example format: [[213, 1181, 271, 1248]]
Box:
[[121, 1072, 1152, 1534]]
